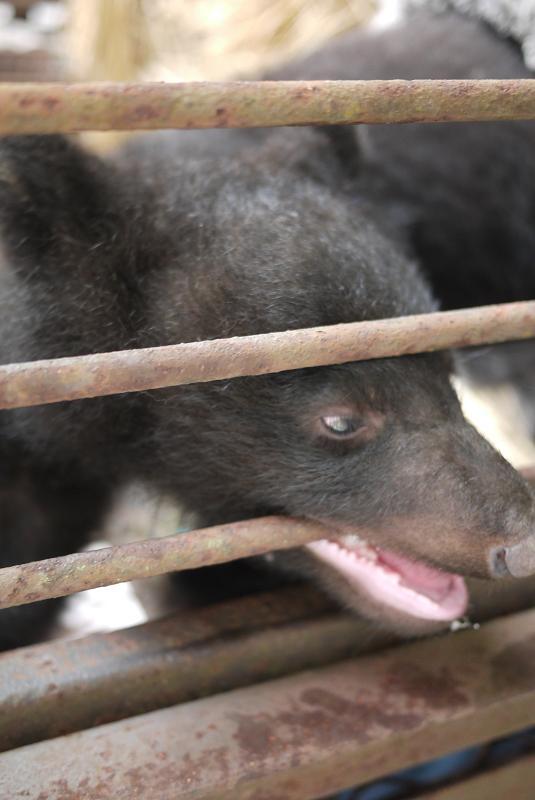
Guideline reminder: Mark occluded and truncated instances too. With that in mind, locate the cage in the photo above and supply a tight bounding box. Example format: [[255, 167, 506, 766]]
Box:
[[0, 74, 534, 799]]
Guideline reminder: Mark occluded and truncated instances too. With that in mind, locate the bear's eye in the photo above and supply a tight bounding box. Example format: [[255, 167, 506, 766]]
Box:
[[320, 415, 360, 437], [310, 406, 384, 449]]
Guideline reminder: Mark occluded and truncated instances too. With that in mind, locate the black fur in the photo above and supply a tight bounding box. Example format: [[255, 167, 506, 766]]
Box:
[[1, 9, 535, 647], [271, 8, 535, 428]]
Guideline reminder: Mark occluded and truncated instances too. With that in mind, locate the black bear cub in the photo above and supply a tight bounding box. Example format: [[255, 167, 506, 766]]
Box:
[[1, 7, 535, 649]]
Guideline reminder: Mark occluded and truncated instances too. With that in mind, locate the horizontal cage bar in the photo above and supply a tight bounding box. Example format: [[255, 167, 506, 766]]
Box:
[[1, 301, 535, 410], [3, 575, 534, 752], [2, 608, 534, 799], [0, 517, 330, 609], [1, 463, 534, 609], [0, 587, 395, 751], [0, 79, 534, 133]]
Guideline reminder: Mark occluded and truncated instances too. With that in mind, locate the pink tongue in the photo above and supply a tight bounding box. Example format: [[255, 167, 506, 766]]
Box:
[[376, 549, 455, 604]]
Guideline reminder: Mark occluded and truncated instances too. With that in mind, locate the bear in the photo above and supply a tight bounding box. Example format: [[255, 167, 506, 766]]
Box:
[[2, 6, 535, 648], [1, 124, 534, 650]]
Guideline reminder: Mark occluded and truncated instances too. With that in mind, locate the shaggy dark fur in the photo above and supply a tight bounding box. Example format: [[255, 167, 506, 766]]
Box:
[[1, 10, 535, 648], [270, 8, 535, 430]]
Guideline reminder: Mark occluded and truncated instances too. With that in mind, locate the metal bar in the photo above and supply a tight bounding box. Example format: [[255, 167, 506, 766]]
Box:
[[0, 516, 331, 609], [418, 754, 535, 800], [0, 80, 535, 134], [2, 572, 535, 754], [0, 586, 399, 752], [2, 301, 535, 410], [2, 608, 535, 799], [2, 466, 535, 611]]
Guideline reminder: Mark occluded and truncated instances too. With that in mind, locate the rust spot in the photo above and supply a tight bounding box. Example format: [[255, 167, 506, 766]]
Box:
[[216, 107, 229, 127], [131, 104, 159, 123], [300, 687, 349, 715], [491, 634, 535, 693], [232, 689, 421, 763], [42, 97, 60, 112], [232, 715, 283, 759], [384, 663, 469, 710], [37, 778, 82, 800], [175, 746, 230, 787]]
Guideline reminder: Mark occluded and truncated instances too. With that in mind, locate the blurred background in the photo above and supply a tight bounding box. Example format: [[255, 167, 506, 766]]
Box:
[[0, 0, 376, 83]]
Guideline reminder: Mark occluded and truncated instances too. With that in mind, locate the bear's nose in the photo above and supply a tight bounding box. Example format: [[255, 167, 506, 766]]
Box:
[[490, 538, 535, 578]]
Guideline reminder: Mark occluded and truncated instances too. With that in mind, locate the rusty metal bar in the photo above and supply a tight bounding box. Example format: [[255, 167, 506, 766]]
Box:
[[0, 516, 331, 609], [2, 573, 535, 754], [1, 465, 535, 611], [0, 80, 535, 134], [2, 301, 535, 410], [2, 608, 535, 799], [0, 586, 399, 752]]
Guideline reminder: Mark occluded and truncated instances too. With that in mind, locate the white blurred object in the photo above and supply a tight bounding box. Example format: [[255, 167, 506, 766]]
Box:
[[0, 17, 41, 51], [52, 488, 187, 639], [28, 1, 68, 33], [58, 580, 149, 637], [370, 0, 405, 30], [0, 2, 14, 27], [55, 539, 149, 638], [0, 0, 68, 53], [453, 376, 535, 469]]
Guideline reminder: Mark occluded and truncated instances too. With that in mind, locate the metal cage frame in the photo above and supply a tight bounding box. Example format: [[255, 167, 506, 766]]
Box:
[[1, 78, 535, 799]]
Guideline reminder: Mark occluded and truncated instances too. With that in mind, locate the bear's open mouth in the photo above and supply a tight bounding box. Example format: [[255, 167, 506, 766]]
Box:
[[306, 534, 468, 621]]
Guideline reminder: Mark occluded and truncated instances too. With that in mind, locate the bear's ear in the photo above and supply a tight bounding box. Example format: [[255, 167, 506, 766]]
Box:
[[253, 124, 361, 189], [0, 134, 123, 269], [315, 125, 361, 179]]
